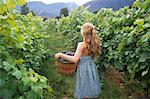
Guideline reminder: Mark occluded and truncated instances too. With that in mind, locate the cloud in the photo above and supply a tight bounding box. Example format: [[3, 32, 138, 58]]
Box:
[[28, 0, 91, 5]]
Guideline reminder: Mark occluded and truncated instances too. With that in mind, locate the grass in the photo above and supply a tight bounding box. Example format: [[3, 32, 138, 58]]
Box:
[[39, 31, 76, 98], [39, 31, 145, 99]]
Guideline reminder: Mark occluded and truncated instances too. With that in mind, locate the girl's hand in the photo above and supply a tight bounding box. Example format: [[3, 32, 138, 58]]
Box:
[[55, 53, 62, 59]]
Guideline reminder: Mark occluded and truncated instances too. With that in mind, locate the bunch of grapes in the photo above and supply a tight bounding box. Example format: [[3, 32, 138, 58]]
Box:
[[58, 51, 74, 63]]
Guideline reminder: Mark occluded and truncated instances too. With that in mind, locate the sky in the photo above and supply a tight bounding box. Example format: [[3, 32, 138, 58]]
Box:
[[28, 0, 92, 5]]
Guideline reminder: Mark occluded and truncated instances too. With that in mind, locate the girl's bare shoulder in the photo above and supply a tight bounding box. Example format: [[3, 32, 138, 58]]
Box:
[[78, 42, 86, 48]]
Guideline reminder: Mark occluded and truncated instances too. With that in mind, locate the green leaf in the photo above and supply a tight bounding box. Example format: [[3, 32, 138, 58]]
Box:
[[18, 96, 25, 99], [143, 32, 150, 39], [118, 39, 125, 52], [31, 83, 43, 93], [6, 0, 16, 9], [134, 19, 144, 26], [26, 91, 38, 99], [15, 59, 24, 65], [146, 0, 150, 3], [138, 52, 150, 62], [3, 61, 12, 72], [0, 4, 7, 14], [40, 76, 47, 83], [140, 65, 146, 70], [142, 23, 150, 29], [129, 28, 136, 37], [133, 0, 140, 7], [142, 68, 149, 76], [126, 38, 132, 45], [47, 86, 52, 93], [0, 15, 8, 19], [22, 77, 30, 85], [18, 0, 26, 6], [0, 45, 5, 53], [6, 19, 16, 27], [12, 70, 22, 80], [0, 77, 6, 87], [7, 13, 14, 19], [16, 34, 25, 42]]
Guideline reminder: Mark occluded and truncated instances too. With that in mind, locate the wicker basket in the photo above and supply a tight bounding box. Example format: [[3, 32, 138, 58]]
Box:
[[55, 51, 77, 75]]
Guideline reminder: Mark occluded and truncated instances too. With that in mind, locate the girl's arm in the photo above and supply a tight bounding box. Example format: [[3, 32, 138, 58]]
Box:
[[55, 42, 83, 63]]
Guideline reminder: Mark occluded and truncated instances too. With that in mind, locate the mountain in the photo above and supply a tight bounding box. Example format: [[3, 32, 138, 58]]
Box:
[[83, 0, 135, 12], [16, 1, 78, 17]]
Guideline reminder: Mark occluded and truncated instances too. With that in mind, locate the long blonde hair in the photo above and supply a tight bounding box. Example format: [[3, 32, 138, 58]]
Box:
[[81, 22, 101, 59]]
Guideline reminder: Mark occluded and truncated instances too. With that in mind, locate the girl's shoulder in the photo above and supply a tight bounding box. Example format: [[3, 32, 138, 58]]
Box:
[[78, 42, 90, 56], [77, 42, 84, 49], [78, 42, 84, 45], [78, 42, 86, 48]]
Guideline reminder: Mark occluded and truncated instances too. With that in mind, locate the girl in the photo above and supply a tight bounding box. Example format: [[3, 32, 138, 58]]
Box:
[[55, 22, 101, 99]]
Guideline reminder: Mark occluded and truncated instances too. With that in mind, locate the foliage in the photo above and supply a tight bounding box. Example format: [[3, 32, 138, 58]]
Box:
[[57, 6, 95, 47], [60, 8, 69, 17], [0, 0, 52, 98], [96, 0, 150, 88], [44, 18, 58, 32], [21, 3, 29, 15]]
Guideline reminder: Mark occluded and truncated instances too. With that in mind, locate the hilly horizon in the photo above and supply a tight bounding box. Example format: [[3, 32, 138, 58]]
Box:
[[83, 0, 135, 12], [16, 0, 135, 18], [16, 1, 78, 18]]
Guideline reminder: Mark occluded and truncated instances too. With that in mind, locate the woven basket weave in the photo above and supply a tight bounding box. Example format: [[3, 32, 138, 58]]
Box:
[[55, 51, 77, 75]]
